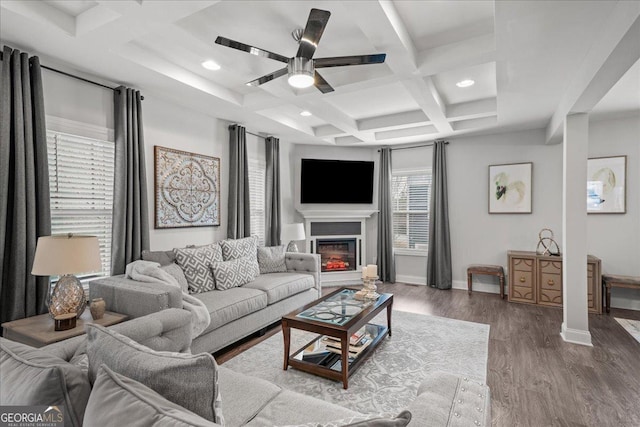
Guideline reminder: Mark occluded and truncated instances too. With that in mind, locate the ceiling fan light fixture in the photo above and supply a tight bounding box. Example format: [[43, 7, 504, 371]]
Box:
[[287, 57, 315, 88], [456, 79, 475, 88]]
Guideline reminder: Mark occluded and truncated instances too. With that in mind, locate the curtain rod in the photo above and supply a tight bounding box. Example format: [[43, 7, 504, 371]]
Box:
[[377, 140, 449, 152], [229, 124, 270, 140], [0, 51, 144, 100]]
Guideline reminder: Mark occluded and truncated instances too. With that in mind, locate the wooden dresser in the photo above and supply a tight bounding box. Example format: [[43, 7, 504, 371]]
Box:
[[508, 251, 602, 314]]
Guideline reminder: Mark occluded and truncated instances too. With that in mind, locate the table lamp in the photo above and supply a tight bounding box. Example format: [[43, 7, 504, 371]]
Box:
[[282, 223, 306, 252], [31, 234, 102, 318]]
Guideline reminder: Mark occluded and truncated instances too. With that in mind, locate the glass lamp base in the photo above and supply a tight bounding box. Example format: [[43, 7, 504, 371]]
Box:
[[286, 241, 299, 252], [49, 274, 86, 318]]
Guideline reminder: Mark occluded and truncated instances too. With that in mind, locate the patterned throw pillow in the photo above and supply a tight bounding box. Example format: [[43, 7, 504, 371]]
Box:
[[174, 245, 222, 294], [211, 256, 259, 290], [257, 245, 287, 274], [220, 236, 258, 261]]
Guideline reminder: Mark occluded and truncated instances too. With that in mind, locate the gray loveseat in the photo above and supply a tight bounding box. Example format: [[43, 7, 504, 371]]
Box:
[[90, 245, 321, 354], [0, 309, 492, 427]]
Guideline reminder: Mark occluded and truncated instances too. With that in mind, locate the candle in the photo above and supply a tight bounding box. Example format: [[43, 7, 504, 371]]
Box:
[[361, 266, 368, 278], [367, 264, 377, 277]]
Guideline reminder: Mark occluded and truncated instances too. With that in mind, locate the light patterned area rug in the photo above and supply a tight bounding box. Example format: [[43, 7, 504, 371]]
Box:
[[222, 310, 489, 414], [615, 318, 640, 344]]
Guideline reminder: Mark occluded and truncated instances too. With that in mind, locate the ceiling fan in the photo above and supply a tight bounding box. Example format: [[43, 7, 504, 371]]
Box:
[[215, 8, 386, 93]]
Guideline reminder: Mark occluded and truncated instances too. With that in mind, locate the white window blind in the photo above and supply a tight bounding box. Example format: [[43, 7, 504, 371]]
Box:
[[47, 130, 115, 283], [248, 158, 266, 246], [392, 170, 431, 251]]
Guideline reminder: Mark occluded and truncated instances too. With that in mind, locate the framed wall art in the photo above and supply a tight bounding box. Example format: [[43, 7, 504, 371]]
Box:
[[154, 146, 220, 228], [587, 155, 626, 214], [488, 162, 533, 214]]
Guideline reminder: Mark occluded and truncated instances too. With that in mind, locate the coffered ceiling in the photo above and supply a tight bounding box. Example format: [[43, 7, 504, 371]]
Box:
[[1, 0, 638, 146]]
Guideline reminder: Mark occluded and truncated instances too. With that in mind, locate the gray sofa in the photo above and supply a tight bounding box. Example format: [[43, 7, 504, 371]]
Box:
[[90, 251, 321, 354], [0, 309, 492, 427]]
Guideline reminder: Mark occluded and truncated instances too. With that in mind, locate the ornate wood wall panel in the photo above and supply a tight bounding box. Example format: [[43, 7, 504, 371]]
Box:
[[154, 146, 220, 228]]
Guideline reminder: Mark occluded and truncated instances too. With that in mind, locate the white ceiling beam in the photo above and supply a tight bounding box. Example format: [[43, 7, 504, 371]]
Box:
[[375, 125, 438, 141], [402, 77, 453, 133], [446, 98, 497, 122], [546, 2, 640, 144], [358, 110, 429, 131], [1, 1, 75, 35], [336, 136, 363, 145], [314, 124, 347, 138], [451, 116, 497, 131], [344, 0, 455, 135]]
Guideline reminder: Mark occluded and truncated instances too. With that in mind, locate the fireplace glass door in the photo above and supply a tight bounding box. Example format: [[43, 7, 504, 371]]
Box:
[[317, 238, 357, 272]]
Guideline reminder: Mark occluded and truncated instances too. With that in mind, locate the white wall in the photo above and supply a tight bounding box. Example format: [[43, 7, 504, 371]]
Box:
[[588, 115, 640, 309], [42, 71, 230, 251], [389, 118, 640, 310]]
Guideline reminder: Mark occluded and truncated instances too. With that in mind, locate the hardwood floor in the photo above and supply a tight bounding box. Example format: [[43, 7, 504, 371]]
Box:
[[215, 283, 640, 427]]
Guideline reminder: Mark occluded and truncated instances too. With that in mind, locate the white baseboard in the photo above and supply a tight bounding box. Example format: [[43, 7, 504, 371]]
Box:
[[452, 280, 500, 294], [395, 274, 425, 286], [560, 322, 593, 346]]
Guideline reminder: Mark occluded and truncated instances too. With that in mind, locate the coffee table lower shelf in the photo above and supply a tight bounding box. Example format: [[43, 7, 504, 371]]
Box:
[[286, 323, 389, 388]]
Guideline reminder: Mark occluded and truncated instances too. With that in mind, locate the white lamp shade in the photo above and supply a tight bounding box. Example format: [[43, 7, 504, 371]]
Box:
[[281, 223, 306, 242], [31, 235, 102, 276]]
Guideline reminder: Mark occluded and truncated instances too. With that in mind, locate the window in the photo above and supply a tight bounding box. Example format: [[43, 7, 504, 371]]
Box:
[[248, 158, 266, 246], [47, 130, 115, 284], [391, 170, 431, 253]]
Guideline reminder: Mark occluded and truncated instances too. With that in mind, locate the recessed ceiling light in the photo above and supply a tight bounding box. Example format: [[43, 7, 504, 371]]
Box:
[[201, 60, 221, 71], [456, 79, 475, 88], [300, 111, 312, 117]]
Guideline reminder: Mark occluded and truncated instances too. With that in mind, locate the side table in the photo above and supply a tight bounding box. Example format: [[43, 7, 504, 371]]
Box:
[[1, 310, 128, 348]]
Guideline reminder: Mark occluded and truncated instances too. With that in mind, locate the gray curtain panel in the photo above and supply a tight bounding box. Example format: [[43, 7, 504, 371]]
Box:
[[426, 140, 452, 289], [265, 136, 281, 246], [0, 46, 52, 323], [227, 124, 251, 239], [377, 147, 395, 283], [111, 86, 149, 275]]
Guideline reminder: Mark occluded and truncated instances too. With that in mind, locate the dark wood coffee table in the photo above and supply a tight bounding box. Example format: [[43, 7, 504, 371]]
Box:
[[282, 287, 393, 389]]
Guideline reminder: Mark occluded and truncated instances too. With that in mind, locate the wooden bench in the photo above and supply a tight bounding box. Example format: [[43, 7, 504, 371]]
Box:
[[467, 264, 505, 299], [603, 274, 640, 313]]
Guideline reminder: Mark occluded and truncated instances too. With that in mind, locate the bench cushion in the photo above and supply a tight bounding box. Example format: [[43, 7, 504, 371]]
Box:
[[467, 265, 504, 274], [243, 273, 315, 304], [194, 288, 268, 334]]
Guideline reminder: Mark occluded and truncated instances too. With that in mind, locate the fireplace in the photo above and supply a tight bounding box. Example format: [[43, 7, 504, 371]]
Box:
[[317, 239, 357, 273]]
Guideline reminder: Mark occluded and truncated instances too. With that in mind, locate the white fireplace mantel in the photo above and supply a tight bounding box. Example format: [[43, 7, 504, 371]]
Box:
[[296, 209, 378, 219]]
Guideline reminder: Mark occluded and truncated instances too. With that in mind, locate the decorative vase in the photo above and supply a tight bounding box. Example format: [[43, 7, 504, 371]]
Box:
[[90, 298, 106, 320]]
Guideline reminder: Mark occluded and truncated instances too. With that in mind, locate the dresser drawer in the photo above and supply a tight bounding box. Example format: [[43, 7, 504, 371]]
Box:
[[512, 257, 534, 272], [510, 271, 535, 303], [538, 288, 562, 306], [540, 273, 561, 291], [539, 259, 562, 275]]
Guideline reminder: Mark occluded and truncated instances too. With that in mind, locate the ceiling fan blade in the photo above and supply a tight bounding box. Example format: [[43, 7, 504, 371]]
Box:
[[314, 54, 386, 68], [245, 67, 288, 87], [314, 71, 334, 93], [215, 36, 289, 63], [296, 9, 331, 59]]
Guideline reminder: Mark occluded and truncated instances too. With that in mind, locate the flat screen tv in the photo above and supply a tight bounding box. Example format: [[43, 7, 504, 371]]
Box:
[[301, 159, 374, 204]]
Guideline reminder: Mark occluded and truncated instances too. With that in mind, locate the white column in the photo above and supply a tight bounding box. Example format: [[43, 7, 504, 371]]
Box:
[[561, 113, 592, 346]]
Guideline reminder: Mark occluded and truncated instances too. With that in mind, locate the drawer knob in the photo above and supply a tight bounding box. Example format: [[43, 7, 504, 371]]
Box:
[[519, 276, 526, 283], [548, 279, 555, 286]]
